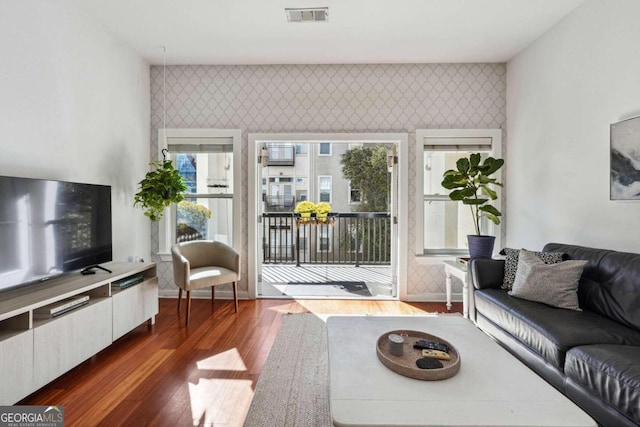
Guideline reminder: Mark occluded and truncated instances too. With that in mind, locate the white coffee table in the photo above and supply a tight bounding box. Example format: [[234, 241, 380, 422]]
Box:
[[327, 315, 596, 427]]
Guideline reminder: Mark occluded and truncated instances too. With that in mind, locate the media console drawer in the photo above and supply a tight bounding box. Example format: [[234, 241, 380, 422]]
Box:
[[33, 298, 112, 389], [0, 329, 34, 404], [112, 277, 159, 340]]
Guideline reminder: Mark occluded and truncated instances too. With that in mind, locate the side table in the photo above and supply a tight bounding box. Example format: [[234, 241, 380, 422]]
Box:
[[442, 260, 470, 319]]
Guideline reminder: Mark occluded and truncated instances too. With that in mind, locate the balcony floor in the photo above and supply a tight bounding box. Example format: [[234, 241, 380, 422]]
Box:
[[259, 264, 393, 298]]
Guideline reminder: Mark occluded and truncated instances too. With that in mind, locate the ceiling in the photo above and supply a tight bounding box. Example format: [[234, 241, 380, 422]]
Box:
[[72, 0, 586, 65]]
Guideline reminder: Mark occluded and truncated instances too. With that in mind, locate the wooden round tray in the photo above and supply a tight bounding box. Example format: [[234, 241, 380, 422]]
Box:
[[376, 330, 460, 381]]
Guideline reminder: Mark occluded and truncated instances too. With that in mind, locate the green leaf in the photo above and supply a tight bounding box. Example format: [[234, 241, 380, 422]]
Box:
[[456, 157, 470, 173], [484, 213, 501, 225], [483, 157, 504, 175], [470, 153, 481, 167], [479, 205, 501, 216], [462, 198, 488, 205], [449, 189, 465, 200], [480, 185, 497, 200]]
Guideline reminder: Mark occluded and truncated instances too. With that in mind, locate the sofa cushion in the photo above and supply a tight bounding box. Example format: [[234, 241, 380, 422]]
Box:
[[544, 243, 640, 332], [565, 345, 640, 424], [475, 288, 640, 369], [501, 248, 564, 290], [509, 249, 586, 311]]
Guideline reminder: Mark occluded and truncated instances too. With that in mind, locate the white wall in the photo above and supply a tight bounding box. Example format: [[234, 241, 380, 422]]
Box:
[[506, 0, 640, 253], [0, 1, 151, 263]]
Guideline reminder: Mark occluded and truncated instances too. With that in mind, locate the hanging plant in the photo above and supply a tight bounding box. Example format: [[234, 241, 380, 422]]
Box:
[[134, 158, 187, 222]]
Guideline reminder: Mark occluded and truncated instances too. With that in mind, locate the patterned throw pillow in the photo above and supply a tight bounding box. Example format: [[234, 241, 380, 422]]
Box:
[[509, 249, 587, 311], [501, 248, 564, 290]]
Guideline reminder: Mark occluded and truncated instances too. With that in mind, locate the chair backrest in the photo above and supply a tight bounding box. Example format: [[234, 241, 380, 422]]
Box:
[[172, 240, 240, 274]]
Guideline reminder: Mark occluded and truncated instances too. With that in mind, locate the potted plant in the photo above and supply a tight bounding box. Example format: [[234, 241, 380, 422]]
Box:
[[294, 200, 316, 222], [314, 202, 333, 222], [441, 153, 504, 259], [134, 159, 187, 221]]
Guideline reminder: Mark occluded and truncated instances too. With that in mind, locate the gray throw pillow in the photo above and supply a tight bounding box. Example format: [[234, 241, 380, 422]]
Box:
[[509, 249, 587, 311], [501, 248, 564, 290]]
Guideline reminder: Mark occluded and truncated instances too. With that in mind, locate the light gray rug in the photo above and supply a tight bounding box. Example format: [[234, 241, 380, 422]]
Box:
[[244, 313, 331, 427]]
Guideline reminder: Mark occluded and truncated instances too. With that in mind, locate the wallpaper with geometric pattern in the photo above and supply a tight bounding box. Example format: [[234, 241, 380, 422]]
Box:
[[150, 63, 506, 299]]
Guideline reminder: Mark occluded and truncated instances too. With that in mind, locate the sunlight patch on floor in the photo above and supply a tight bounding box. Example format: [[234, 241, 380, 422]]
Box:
[[196, 348, 247, 372], [188, 378, 253, 426]]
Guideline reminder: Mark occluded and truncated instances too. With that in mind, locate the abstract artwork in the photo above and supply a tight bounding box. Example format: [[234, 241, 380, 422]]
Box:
[[611, 115, 640, 200]]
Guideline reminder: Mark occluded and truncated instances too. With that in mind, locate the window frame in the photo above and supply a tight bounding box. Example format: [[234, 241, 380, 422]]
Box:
[[157, 128, 242, 260], [415, 129, 502, 256]]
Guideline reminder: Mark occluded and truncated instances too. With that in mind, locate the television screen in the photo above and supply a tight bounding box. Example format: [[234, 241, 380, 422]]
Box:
[[0, 175, 112, 292]]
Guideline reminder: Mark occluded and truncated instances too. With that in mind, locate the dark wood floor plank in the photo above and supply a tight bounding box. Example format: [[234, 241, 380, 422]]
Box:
[[20, 297, 462, 426]]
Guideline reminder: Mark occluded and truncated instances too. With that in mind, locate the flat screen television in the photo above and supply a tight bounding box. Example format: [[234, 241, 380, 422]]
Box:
[[0, 175, 112, 292]]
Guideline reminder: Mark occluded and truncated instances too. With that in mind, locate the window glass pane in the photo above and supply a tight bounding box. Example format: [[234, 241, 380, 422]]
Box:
[[319, 177, 331, 190], [176, 197, 233, 245], [175, 152, 234, 195], [423, 200, 476, 250], [319, 143, 331, 155], [423, 149, 490, 251]]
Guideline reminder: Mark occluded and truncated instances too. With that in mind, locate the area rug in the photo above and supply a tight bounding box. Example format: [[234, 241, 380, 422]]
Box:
[[285, 281, 372, 297], [243, 313, 331, 427]]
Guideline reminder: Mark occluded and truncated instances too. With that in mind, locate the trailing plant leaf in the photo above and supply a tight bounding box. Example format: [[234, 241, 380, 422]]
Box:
[[134, 160, 187, 222]]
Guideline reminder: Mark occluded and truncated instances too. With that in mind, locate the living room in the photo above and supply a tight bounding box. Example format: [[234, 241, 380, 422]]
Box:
[[1, 0, 639, 426]]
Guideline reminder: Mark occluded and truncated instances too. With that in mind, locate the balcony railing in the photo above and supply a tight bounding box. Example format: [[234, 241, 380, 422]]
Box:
[[261, 212, 391, 266]]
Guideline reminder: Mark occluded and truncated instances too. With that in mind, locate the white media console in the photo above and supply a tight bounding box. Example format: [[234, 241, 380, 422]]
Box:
[[0, 262, 158, 405]]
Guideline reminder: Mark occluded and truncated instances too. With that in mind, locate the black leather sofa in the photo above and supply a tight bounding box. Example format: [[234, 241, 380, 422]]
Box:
[[470, 243, 640, 426]]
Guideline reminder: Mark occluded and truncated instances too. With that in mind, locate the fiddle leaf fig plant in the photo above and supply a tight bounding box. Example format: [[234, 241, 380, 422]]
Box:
[[134, 160, 187, 221], [441, 153, 504, 236]]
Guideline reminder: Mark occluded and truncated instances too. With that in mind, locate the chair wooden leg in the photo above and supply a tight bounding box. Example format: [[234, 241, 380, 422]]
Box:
[[186, 291, 191, 326], [233, 281, 238, 313], [177, 288, 183, 312], [211, 286, 215, 310]]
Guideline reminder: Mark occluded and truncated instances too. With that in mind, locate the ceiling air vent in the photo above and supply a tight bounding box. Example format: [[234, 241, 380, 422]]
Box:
[[285, 7, 329, 23]]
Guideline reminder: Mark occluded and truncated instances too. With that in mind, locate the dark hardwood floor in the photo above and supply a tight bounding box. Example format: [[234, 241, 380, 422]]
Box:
[[20, 297, 462, 426]]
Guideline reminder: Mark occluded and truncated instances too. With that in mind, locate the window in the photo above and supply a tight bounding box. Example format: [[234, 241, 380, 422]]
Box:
[[318, 226, 331, 252], [318, 176, 332, 203], [348, 181, 361, 204], [158, 129, 242, 257], [416, 129, 502, 255], [266, 144, 295, 166], [295, 144, 308, 155], [318, 142, 331, 156]]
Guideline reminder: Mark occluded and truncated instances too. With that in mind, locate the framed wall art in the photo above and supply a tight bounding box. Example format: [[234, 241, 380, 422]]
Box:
[[610, 115, 640, 200]]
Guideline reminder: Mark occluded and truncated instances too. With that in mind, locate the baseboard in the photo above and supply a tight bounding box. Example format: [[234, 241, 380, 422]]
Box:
[[403, 292, 462, 302], [159, 289, 251, 300]]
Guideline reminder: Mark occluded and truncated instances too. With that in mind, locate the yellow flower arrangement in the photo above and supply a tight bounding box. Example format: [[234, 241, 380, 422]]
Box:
[[314, 202, 332, 214], [314, 202, 332, 222], [294, 201, 333, 223], [294, 201, 316, 222]]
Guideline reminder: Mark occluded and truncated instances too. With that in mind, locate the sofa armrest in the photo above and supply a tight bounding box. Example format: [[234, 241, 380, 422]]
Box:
[[469, 259, 505, 290]]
